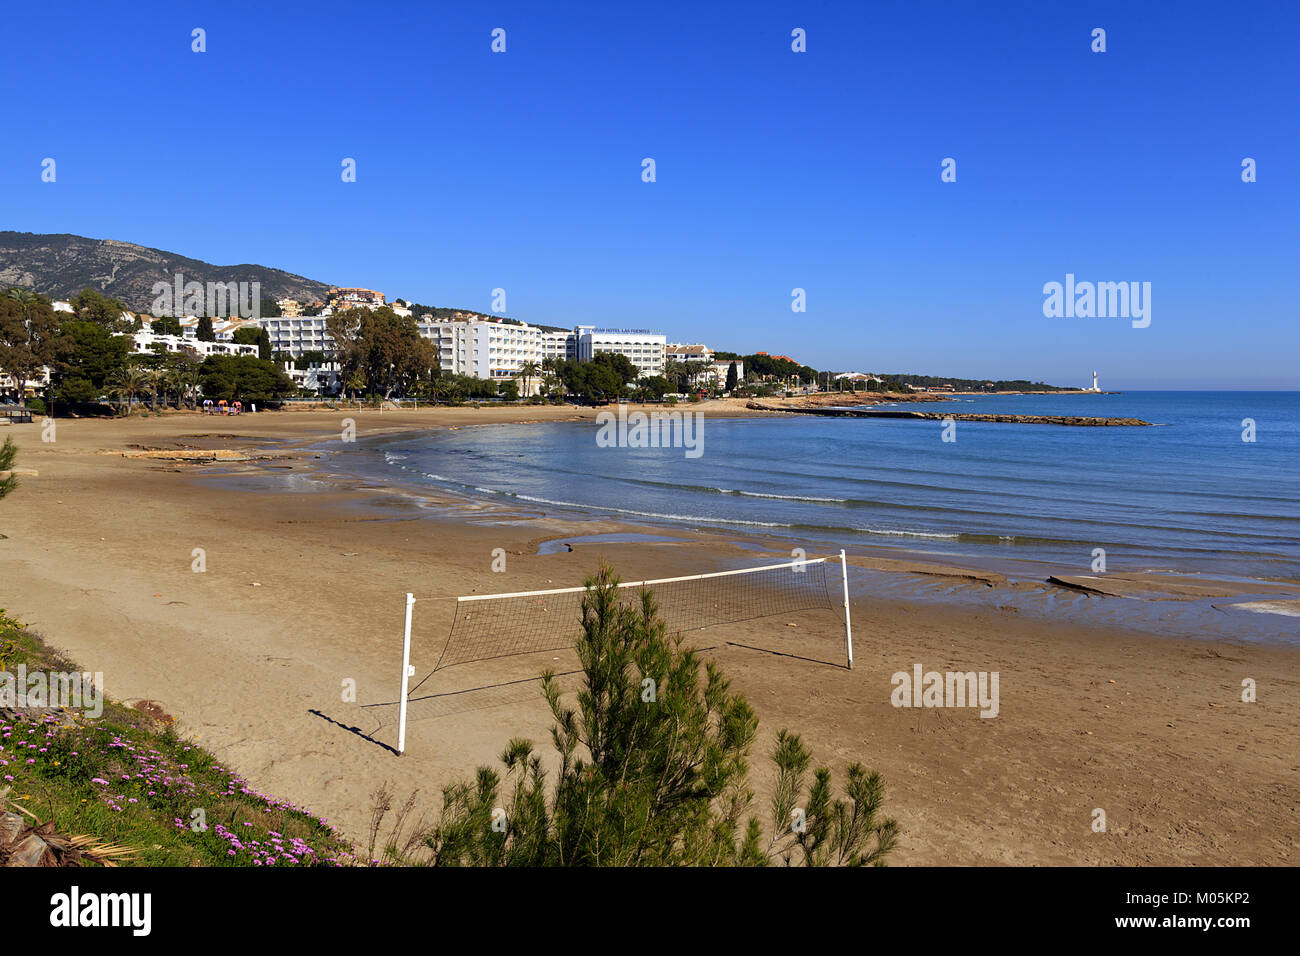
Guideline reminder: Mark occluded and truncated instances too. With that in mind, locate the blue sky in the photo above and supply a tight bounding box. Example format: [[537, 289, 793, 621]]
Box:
[[3, 1, 1296, 388]]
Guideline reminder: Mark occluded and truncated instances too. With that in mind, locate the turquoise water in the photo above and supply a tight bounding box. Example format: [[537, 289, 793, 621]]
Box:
[[365, 392, 1300, 582]]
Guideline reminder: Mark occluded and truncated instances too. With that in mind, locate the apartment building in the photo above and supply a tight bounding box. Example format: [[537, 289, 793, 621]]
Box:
[[149, 315, 259, 343], [0, 365, 51, 397], [415, 316, 460, 371], [326, 287, 386, 310], [282, 360, 341, 395], [260, 315, 333, 358], [540, 328, 578, 364], [131, 331, 259, 358], [474, 322, 541, 380], [415, 317, 542, 381], [256, 308, 666, 392], [575, 326, 666, 378], [665, 343, 714, 365], [709, 359, 743, 387], [666, 342, 729, 387]]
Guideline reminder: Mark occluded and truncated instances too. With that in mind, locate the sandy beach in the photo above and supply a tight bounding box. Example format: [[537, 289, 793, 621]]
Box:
[[1, 405, 1296, 865]]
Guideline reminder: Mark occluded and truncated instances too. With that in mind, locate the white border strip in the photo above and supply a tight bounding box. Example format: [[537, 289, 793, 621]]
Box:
[[456, 557, 828, 603]]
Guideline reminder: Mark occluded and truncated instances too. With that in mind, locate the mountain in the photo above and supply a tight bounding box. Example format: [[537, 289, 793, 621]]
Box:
[[0, 232, 334, 310]]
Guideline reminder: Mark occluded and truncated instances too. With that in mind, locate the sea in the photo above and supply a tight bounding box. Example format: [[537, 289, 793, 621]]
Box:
[[363, 392, 1299, 586]]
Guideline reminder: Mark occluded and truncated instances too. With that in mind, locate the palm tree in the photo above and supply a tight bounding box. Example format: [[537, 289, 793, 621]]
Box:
[[107, 366, 150, 415], [6, 288, 37, 315], [345, 371, 365, 405], [166, 364, 197, 409], [182, 360, 202, 409], [440, 377, 466, 405], [663, 358, 686, 393], [519, 360, 540, 399], [160, 368, 186, 409], [410, 379, 435, 407], [142, 367, 163, 411], [682, 360, 711, 391]]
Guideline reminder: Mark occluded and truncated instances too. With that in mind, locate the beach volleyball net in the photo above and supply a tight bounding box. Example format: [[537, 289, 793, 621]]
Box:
[[392, 554, 853, 753]]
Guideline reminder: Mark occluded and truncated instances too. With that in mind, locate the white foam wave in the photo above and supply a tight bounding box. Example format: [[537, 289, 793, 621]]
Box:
[[733, 490, 847, 503], [509, 493, 794, 527], [855, 527, 961, 540]]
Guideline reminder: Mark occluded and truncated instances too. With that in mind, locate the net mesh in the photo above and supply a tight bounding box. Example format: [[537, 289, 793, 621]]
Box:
[[432, 559, 837, 671]]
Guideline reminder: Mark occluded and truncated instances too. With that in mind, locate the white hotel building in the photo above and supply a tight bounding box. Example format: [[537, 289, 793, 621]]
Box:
[[261, 315, 332, 358], [416, 321, 666, 381], [571, 326, 666, 378], [416, 318, 542, 381], [261, 313, 544, 379], [541, 328, 578, 364], [255, 313, 667, 387], [131, 331, 259, 358]]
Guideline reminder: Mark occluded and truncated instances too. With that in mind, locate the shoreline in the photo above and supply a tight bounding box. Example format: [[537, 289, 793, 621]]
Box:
[[16, 402, 1300, 643], [2, 407, 1297, 864], [28, 402, 1300, 639], [265, 407, 1299, 634]]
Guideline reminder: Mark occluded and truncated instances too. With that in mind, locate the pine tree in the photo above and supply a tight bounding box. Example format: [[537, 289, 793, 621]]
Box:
[[726, 361, 738, 392], [415, 564, 898, 867], [0, 437, 18, 500], [196, 316, 215, 342]]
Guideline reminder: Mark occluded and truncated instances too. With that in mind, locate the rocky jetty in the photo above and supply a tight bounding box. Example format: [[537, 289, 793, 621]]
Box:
[[745, 403, 1154, 426]]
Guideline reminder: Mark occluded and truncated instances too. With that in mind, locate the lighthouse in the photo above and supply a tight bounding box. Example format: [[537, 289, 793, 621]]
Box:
[[1091, 371, 1099, 392]]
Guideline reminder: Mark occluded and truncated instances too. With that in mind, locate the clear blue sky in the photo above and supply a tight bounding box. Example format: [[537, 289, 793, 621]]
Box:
[[3, 1, 1296, 388]]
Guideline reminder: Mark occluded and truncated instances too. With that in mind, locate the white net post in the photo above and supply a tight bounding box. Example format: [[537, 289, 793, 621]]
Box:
[[840, 549, 853, 669], [397, 592, 415, 755]]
